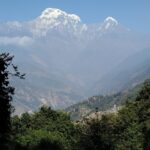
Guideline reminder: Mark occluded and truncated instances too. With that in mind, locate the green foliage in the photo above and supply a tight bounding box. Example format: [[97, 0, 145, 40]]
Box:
[[135, 79, 150, 150], [11, 106, 78, 150], [0, 53, 14, 149], [78, 79, 150, 150], [9, 79, 150, 150], [80, 113, 117, 150], [16, 130, 66, 150], [66, 84, 142, 120], [0, 53, 24, 149]]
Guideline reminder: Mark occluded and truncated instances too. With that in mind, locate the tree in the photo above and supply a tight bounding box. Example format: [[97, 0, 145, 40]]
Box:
[[135, 79, 150, 150], [114, 79, 150, 150], [0, 53, 25, 149], [80, 113, 117, 150]]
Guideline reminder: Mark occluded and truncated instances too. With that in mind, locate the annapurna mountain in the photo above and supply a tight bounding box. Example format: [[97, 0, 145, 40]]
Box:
[[0, 8, 150, 114]]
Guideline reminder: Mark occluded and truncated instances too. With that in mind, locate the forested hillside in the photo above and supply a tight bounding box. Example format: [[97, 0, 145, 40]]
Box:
[[7, 79, 150, 150], [66, 82, 142, 120]]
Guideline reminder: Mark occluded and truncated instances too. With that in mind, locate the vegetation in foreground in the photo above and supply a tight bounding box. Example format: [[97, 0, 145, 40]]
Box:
[[9, 80, 150, 149], [0, 53, 150, 149]]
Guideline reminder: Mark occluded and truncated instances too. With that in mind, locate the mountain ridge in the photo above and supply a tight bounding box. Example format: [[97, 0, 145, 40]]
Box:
[[0, 8, 150, 114]]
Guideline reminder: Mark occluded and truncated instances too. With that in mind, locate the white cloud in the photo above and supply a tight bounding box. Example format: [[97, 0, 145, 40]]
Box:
[[0, 36, 33, 46], [6, 21, 22, 28]]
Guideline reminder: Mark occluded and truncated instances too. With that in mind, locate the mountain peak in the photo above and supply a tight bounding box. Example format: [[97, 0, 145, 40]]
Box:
[[40, 8, 65, 19], [103, 16, 118, 29], [105, 17, 118, 23], [31, 8, 83, 36], [39, 8, 81, 23]]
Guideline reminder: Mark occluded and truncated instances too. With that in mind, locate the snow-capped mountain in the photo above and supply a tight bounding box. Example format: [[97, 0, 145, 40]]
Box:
[[37, 8, 81, 29], [104, 17, 118, 28], [96, 16, 119, 33], [30, 8, 87, 37], [0, 8, 150, 114], [0, 8, 130, 45]]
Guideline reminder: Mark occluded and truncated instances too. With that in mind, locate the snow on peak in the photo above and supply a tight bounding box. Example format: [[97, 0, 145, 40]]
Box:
[[103, 16, 118, 29], [31, 8, 83, 36], [40, 8, 81, 22], [30, 10, 119, 37], [40, 8, 64, 19], [39, 8, 81, 26], [105, 17, 118, 24]]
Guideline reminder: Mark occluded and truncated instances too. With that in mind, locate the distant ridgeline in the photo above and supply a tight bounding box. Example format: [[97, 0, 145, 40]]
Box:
[[65, 82, 143, 120]]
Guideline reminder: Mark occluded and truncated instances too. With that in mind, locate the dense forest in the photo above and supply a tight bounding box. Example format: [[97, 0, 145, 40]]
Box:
[[0, 53, 150, 150]]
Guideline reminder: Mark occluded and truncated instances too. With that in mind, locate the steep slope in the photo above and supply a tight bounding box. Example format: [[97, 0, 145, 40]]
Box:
[[91, 48, 150, 95]]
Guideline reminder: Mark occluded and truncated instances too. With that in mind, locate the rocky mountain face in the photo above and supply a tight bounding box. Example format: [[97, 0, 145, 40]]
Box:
[[0, 8, 150, 114]]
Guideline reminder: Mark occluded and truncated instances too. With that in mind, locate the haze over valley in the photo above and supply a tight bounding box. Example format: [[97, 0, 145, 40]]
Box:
[[0, 8, 150, 113]]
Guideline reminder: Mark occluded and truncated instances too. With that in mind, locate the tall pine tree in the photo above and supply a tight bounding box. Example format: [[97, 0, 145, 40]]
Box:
[[0, 53, 24, 149]]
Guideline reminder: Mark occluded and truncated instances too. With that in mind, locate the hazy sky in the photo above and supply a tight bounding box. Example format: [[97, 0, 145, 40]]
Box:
[[0, 0, 150, 33]]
